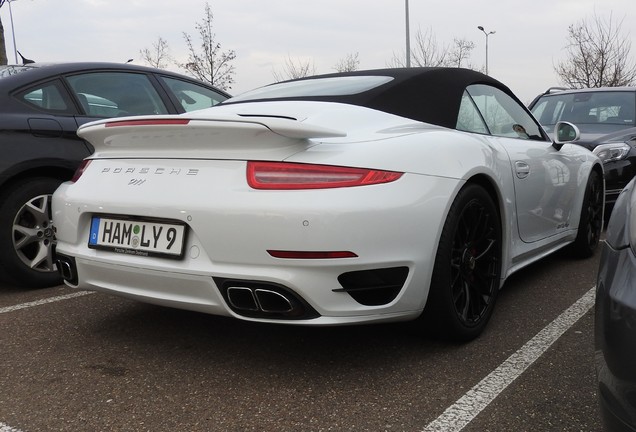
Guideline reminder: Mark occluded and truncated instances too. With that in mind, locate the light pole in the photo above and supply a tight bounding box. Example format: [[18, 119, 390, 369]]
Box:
[[405, 0, 410, 67], [477, 25, 495, 75], [7, 0, 18, 64]]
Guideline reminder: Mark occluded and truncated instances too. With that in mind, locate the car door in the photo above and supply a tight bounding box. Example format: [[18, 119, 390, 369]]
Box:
[[13, 79, 92, 161], [462, 84, 582, 243]]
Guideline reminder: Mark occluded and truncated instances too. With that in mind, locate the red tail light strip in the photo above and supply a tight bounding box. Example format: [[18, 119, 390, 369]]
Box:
[[71, 159, 92, 183], [247, 161, 403, 190]]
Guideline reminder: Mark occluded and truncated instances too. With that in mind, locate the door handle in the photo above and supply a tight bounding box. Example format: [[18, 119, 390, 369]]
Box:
[[515, 161, 530, 179]]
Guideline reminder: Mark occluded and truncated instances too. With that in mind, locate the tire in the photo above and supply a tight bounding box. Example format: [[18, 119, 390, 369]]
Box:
[[419, 184, 502, 342], [570, 169, 603, 259], [0, 177, 63, 288]]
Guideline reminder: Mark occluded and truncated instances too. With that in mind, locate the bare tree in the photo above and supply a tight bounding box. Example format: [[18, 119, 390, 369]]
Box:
[[555, 12, 636, 88], [407, 26, 447, 67], [140, 37, 171, 69], [0, 0, 10, 65], [448, 38, 475, 68], [180, 2, 236, 91], [272, 55, 316, 81], [334, 52, 360, 72], [388, 27, 474, 69]]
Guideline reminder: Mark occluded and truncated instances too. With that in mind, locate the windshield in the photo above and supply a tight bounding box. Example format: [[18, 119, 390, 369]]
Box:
[[228, 75, 393, 103], [531, 90, 635, 127]]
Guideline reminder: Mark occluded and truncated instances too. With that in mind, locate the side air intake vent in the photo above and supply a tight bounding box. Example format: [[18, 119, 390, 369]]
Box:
[[336, 267, 409, 306]]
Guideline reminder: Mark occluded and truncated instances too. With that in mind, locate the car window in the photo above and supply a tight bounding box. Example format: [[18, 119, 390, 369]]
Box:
[[457, 91, 489, 134], [160, 76, 228, 112], [16, 80, 74, 114], [531, 91, 636, 127], [65, 72, 169, 117], [466, 84, 545, 140]]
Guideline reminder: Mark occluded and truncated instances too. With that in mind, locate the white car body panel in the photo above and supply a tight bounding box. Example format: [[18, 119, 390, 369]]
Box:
[[52, 70, 602, 329]]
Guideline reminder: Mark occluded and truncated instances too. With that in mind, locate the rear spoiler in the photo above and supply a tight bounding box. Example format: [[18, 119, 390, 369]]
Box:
[[77, 114, 347, 158]]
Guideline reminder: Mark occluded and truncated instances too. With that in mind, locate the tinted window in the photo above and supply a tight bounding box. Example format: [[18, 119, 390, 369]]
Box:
[[531, 91, 636, 127], [160, 76, 228, 112], [16, 80, 74, 113], [66, 72, 169, 117], [466, 84, 545, 140]]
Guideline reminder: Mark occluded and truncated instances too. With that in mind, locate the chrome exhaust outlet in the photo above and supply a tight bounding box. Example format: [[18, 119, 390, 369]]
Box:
[[55, 254, 78, 285], [254, 289, 294, 313], [226, 287, 259, 311], [215, 278, 320, 320]]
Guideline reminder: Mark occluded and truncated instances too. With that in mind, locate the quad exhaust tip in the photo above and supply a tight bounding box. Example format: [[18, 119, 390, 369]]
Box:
[[227, 287, 294, 314], [215, 278, 319, 320]]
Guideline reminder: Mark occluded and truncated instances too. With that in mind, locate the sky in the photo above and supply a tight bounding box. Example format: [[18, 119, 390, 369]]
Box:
[[1, 0, 636, 104]]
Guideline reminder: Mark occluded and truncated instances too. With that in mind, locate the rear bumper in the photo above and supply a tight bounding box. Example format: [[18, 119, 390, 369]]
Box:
[[59, 255, 421, 325]]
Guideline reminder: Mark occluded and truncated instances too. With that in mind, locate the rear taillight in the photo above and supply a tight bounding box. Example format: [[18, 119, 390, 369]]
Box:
[[247, 161, 403, 190], [70, 160, 92, 183]]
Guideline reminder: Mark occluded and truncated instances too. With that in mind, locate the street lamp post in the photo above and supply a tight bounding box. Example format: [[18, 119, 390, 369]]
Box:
[[477, 25, 495, 75], [7, 0, 18, 64], [405, 0, 410, 67]]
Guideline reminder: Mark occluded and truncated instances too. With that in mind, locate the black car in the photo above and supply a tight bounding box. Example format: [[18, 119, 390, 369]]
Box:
[[0, 62, 229, 288], [595, 176, 636, 432], [529, 87, 636, 216]]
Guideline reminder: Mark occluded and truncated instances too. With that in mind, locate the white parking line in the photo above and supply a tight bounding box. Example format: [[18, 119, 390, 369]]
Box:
[[1, 286, 596, 431], [0, 291, 94, 315], [0, 423, 23, 432], [422, 286, 596, 432], [1, 291, 95, 432], [0, 422, 23, 432]]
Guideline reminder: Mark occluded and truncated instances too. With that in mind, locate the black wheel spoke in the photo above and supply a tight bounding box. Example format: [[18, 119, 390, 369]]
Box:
[[450, 198, 500, 326]]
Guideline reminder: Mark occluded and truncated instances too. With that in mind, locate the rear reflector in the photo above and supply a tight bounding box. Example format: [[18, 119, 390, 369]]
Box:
[[104, 119, 191, 128], [247, 161, 403, 190], [267, 250, 358, 259]]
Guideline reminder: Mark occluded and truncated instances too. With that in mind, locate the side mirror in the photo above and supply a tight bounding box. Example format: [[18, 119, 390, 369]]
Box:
[[554, 121, 580, 144]]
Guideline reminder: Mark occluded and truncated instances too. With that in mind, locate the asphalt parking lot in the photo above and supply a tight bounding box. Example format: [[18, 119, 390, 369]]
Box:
[[1, 246, 602, 432]]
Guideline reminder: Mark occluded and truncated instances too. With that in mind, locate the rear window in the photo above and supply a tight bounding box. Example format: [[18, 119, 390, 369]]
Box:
[[229, 76, 393, 103]]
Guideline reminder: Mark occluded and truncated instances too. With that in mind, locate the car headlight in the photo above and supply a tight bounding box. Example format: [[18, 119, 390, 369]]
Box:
[[593, 142, 631, 164]]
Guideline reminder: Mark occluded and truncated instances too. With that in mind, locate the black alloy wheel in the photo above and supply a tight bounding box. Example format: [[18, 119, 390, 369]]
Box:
[[421, 184, 502, 341], [570, 169, 603, 258]]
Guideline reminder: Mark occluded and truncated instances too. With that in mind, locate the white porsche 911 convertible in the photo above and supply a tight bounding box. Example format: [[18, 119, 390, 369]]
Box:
[[52, 67, 604, 341]]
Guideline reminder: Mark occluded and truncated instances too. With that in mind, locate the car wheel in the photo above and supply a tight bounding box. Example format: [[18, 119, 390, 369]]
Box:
[[420, 183, 502, 341], [570, 169, 603, 258], [0, 177, 63, 288]]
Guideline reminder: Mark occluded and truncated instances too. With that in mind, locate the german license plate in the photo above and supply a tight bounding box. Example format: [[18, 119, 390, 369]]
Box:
[[88, 216, 186, 259]]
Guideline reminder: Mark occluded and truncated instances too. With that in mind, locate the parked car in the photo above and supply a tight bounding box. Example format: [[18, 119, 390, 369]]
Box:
[[529, 87, 636, 216], [595, 176, 636, 431], [0, 62, 230, 288], [53, 67, 603, 341]]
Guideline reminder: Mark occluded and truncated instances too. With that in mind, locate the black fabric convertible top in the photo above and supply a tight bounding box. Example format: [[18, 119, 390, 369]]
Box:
[[226, 67, 520, 129]]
